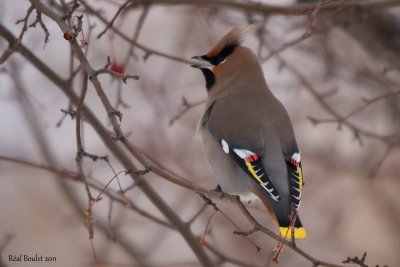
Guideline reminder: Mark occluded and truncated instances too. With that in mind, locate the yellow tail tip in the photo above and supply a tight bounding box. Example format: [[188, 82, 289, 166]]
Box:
[[279, 227, 306, 239]]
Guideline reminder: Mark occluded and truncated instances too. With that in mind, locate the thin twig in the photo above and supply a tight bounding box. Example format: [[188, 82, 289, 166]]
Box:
[[16, 4, 35, 44], [75, 72, 95, 204], [343, 90, 400, 121], [97, 0, 132, 38], [95, 56, 140, 84], [0, 155, 172, 228], [263, 39, 400, 146], [1, 17, 216, 266], [29, 10, 50, 46], [126, 5, 149, 60], [131, 0, 400, 16]]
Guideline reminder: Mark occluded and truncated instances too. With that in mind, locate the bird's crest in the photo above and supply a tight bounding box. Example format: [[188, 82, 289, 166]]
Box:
[[206, 24, 259, 58]]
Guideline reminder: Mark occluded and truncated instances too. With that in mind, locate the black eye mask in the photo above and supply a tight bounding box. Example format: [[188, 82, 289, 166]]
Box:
[[201, 44, 236, 66]]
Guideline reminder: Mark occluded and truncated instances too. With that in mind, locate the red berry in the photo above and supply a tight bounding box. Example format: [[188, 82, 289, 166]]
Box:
[[63, 32, 73, 41], [110, 63, 124, 74]]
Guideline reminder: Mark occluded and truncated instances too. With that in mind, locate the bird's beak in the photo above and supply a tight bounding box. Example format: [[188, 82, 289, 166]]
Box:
[[191, 55, 212, 69]]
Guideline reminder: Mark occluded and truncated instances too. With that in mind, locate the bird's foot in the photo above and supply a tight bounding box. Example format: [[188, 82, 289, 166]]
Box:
[[289, 235, 296, 248]]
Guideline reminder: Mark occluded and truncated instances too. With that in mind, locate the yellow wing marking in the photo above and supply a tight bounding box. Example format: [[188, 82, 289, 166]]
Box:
[[245, 161, 264, 186], [296, 164, 303, 193]]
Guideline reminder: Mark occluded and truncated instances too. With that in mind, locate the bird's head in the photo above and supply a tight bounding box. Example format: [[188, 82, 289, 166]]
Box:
[[191, 25, 258, 91]]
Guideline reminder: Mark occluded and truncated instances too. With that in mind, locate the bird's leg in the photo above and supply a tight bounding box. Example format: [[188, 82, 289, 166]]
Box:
[[272, 239, 284, 264], [288, 204, 298, 247], [272, 205, 298, 262]]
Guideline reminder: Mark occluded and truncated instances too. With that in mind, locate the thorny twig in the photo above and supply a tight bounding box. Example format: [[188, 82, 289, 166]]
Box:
[[57, 47, 76, 127], [62, 0, 80, 20], [16, 5, 50, 47], [6, 2, 216, 264], [342, 252, 388, 267], [75, 72, 96, 206], [198, 193, 261, 252], [78, 0, 195, 64], [97, 0, 132, 39], [305, 0, 325, 35], [30, 9, 50, 46], [124, 166, 152, 176], [60, 108, 76, 120], [95, 56, 140, 84], [16, 4, 34, 44]]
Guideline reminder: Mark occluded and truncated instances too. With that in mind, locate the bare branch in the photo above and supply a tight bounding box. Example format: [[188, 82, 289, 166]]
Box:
[[0, 155, 172, 229], [133, 0, 400, 16], [29, 9, 50, 46], [0, 46, 15, 64], [78, 0, 195, 64], [342, 252, 387, 267], [126, 5, 150, 60], [263, 39, 400, 146], [16, 4, 35, 44], [62, 0, 80, 20], [95, 56, 140, 84], [97, 0, 132, 38], [0, 21, 216, 267]]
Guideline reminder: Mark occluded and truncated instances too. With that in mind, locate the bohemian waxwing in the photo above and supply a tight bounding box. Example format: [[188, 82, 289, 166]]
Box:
[[191, 26, 306, 239]]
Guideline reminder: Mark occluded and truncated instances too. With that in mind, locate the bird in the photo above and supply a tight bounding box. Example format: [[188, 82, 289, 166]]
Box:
[[191, 25, 306, 239]]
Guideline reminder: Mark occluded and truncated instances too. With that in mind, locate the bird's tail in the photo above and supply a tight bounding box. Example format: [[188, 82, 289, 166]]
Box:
[[251, 188, 307, 239], [278, 215, 306, 239]]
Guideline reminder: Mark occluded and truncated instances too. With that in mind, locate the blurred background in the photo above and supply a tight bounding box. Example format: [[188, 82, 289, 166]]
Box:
[[0, 0, 400, 266]]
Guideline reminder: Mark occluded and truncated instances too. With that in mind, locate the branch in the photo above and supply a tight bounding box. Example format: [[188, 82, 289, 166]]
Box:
[[342, 252, 388, 267], [78, 0, 195, 65], [231, 196, 349, 267], [75, 72, 95, 207], [97, 0, 132, 38], [263, 39, 400, 146], [29, 9, 50, 46], [95, 56, 140, 84], [0, 21, 216, 267], [16, 4, 34, 44], [137, 0, 400, 16], [0, 155, 172, 229], [344, 90, 400, 121]]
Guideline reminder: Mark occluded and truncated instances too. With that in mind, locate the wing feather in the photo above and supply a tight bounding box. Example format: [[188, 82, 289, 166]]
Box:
[[287, 153, 303, 209], [219, 139, 280, 201]]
